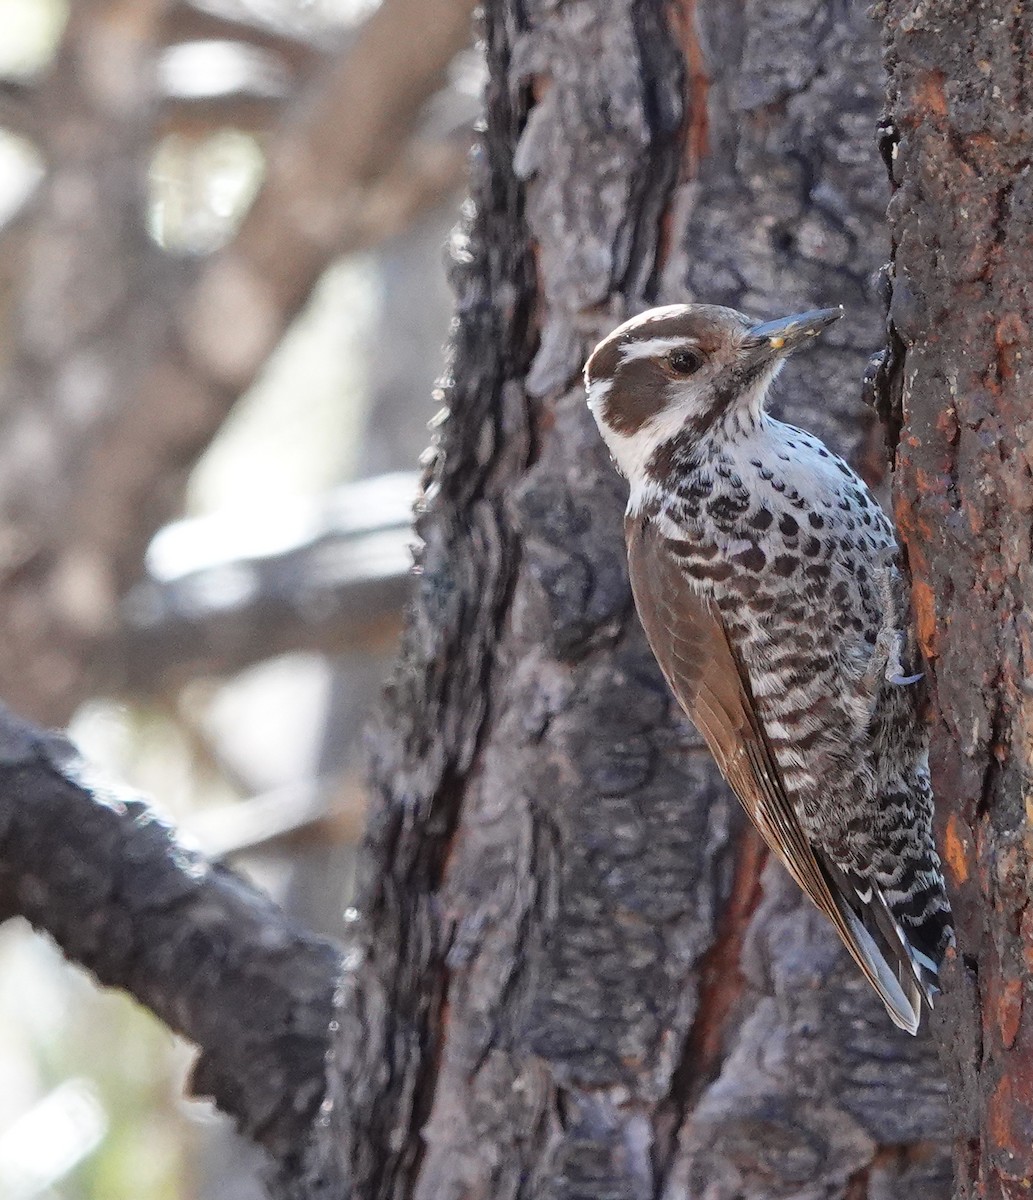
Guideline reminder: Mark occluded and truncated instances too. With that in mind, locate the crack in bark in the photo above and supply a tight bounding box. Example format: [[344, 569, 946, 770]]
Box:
[[651, 821, 767, 1197]]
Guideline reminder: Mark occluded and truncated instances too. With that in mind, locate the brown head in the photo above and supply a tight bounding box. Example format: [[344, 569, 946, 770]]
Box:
[[584, 303, 841, 481]]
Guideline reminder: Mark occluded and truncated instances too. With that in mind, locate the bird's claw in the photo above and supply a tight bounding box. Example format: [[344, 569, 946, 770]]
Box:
[[887, 670, 923, 687]]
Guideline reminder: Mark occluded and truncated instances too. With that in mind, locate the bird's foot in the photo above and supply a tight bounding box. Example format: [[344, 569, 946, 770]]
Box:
[[887, 670, 924, 687]]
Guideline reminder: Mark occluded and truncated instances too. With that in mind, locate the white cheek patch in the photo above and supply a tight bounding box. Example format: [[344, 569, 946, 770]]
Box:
[[618, 336, 699, 365], [593, 390, 703, 501], [642, 393, 707, 445]]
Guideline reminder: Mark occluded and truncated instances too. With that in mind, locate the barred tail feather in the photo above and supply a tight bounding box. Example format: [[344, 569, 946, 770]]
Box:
[[819, 856, 951, 1034], [838, 899, 921, 1034], [884, 879, 954, 997]]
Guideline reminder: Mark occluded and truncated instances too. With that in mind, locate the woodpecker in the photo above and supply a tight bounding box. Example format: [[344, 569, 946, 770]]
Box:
[[585, 303, 953, 1033]]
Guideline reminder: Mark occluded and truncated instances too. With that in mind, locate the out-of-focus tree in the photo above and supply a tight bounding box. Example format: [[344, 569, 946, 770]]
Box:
[[0, 0, 474, 726]]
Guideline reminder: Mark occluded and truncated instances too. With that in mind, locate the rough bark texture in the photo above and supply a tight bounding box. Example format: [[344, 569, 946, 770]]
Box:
[[309, 2, 951, 1198], [0, 704, 341, 1173], [879, 4, 1033, 1197]]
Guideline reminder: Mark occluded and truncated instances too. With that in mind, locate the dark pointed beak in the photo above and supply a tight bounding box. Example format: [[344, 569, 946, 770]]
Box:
[[742, 306, 843, 364]]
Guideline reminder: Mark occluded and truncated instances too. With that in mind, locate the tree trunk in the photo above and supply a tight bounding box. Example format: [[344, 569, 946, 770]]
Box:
[[310, 2, 953, 1197], [879, 3, 1033, 1197]]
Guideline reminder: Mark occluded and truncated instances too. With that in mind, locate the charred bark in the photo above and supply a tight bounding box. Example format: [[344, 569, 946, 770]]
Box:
[[314, 2, 950, 1198], [879, 3, 1033, 1197]]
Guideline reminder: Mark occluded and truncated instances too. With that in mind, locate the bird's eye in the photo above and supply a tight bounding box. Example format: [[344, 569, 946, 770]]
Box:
[[667, 348, 704, 376]]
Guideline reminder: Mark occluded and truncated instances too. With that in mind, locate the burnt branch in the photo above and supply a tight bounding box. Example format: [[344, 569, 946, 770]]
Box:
[[0, 704, 342, 1171]]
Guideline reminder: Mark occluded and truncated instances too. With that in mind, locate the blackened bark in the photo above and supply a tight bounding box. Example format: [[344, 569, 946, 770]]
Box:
[[0, 705, 341, 1173], [313, 2, 951, 1198], [879, 3, 1033, 1197]]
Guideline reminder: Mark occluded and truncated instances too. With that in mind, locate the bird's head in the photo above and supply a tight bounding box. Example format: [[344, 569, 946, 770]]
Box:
[[584, 303, 841, 481]]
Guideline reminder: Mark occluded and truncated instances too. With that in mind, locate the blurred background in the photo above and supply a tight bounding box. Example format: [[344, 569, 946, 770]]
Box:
[[0, 0, 474, 1195]]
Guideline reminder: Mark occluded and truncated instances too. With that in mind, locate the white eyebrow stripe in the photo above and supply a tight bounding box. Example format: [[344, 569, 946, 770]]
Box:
[[619, 336, 698, 364], [585, 377, 613, 413]]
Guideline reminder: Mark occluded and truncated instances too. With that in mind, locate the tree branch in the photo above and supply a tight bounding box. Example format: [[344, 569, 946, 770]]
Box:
[[157, 90, 283, 135], [168, 0, 342, 54], [178, 0, 477, 391], [187, 774, 366, 860], [0, 78, 41, 143], [96, 472, 416, 695], [162, 0, 333, 74], [0, 704, 342, 1167]]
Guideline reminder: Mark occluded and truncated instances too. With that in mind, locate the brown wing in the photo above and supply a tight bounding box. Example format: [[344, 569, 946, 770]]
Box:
[[626, 513, 920, 1033]]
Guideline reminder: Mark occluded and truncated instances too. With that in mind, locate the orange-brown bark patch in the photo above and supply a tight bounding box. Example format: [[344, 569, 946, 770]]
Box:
[[911, 578, 939, 661], [987, 1069, 1033, 1178], [667, 0, 710, 176], [943, 813, 970, 885], [1022, 908, 1033, 977], [892, 493, 935, 570], [987, 1075, 1013, 1149], [915, 70, 948, 118], [687, 825, 767, 1074], [996, 977, 1023, 1050], [935, 404, 960, 445], [995, 312, 1029, 383]]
